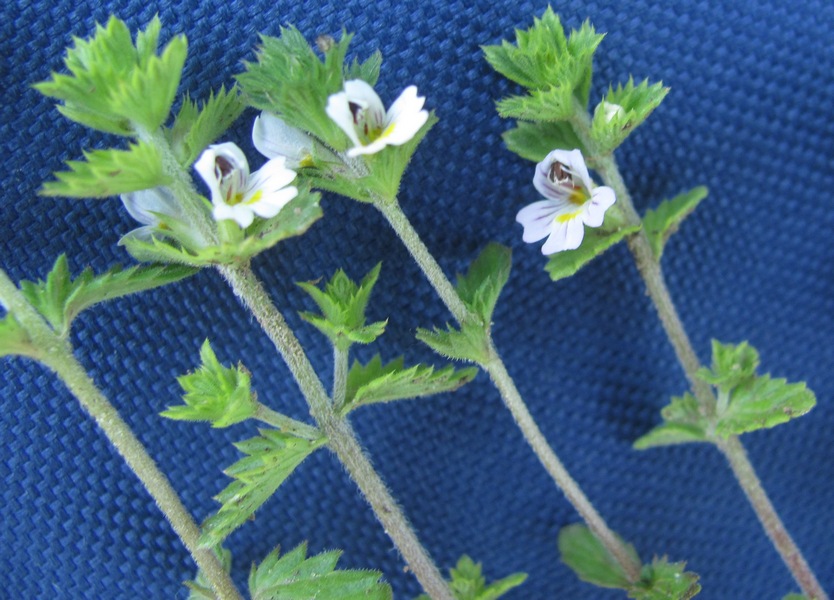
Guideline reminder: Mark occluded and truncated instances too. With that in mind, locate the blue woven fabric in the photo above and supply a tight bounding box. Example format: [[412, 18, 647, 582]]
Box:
[[2, 0, 834, 598]]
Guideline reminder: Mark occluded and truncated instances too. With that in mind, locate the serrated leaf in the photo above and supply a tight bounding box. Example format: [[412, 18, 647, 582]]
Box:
[[168, 86, 246, 166], [716, 374, 816, 437], [696, 340, 760, 392], [416, 320, 491, 365], [416, 555, 526, 600], [238, 28, 357, 150], [344, 50, 382, 86], [298, 263, 386, 350], [643, 187, 708, 259], [342, 355, 477, 414], [249, 543, 392, 600], [495, 85, 575, 122], [0, 315, 34, 358], [545, 223, 640, 282], [633, 393, 710, 450], [502, 120, 586, 163], [590, 78, 669, 154], [200, 430, 324, 547], [558, 524, 640, 590], [124, 190, 323, 266], [17, 254, 196, 336], [185, 547, 232, 599], [455, 243, 512, 325], [162, 340, 258, 428], [40, 141, 169, 198], [35, 16, 187, 134], [628, 558, 701, 600]]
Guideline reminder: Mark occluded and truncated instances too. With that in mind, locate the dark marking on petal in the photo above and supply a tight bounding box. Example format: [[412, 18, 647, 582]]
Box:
[[349, 101, 363, 124], [215, 155, 234, 178]]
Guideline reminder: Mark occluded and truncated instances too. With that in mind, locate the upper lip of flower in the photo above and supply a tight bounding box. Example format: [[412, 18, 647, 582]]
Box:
[[195, 142, 298, 228], [251, 112, 325, 169], [325, 79, 429, 157]]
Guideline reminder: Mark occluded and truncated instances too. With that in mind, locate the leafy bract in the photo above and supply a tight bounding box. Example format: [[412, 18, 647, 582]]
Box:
[[249, 543, 392, 600], [162, 340, 258, 427], [416, 555, 527, 600], [633, 393, 710, 450], [40, 141, 169, 198], [628, 558, 701, 600], [483, 9, 604, 119], [715, 374, 816, 437], [18, 254, 196, 337], [502, 120, 586, 163], [590, 78, 669, 154], [643, 187, 708, 260], [696, 340, 759, 392], [298, 264, 386, 350], [558, 524, 640, 590], [342, 355, 477, 414], [200, 430, 324, 548], [123, 190, 322, 265], [416, 321, 491, 365], [455, 243, 512, 325], [545, 223, 640, 282], [185, 547, 232, 599], [0, 315, 33, 358], [168, 86, 246, 166], [34, 16, 187, 134], [238, 27, 359, 151]]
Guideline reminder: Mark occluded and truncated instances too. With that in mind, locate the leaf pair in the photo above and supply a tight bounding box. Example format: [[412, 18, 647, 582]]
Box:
[[416, 555, 527, 600], [635, 340, 816, 449]]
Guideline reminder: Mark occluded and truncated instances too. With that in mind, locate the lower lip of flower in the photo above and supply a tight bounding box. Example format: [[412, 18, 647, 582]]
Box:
[[555, 208, 583, 224]]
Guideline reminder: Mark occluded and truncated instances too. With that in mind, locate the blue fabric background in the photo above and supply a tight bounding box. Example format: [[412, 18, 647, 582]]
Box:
[[2, 0, 833, 598]]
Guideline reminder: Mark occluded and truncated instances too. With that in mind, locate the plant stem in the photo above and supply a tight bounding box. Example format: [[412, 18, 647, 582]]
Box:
[[569, 105, 827, 599], [333, 346, 349, 410], [254, 403, 322, 441], [374, 200, 643, 582], [0, 269, 243, 600], [217, 264, 454, 600]]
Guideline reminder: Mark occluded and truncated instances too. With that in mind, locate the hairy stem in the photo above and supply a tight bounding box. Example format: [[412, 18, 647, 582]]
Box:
[[217, 264, 454, 600], [374, 199, 643, 582], [570, 104, 827, 599], [254, 403, 322, 441], [0, 269, 242, 600], [332, 346, 349, 410]]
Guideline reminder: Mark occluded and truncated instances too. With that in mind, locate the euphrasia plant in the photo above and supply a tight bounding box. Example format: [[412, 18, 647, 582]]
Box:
[[0, 7, 826, 600]]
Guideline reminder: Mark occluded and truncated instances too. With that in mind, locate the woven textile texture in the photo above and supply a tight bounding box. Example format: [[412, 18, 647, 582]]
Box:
[[2, 0, 834, 598]]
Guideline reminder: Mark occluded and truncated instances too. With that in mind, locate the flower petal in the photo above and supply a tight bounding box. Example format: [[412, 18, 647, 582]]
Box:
[[252, 112, 315, 169], [541, 216, 585, 254], [343, 79, 386, 123], [249, 186, 298, 219], [516, 200, 561, 243], [247, 156, 297, 195], [121, 187, 179, 226], [583, 186, 617, 227], [213, 202, 254, 228], [325, 90, 363, 148], [380, 85, 429, 145]]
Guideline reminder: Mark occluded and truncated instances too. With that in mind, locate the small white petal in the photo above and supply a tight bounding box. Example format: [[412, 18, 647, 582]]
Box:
[[250, 186, 298, 218], [213, 203, 255, 228], [247, 156, 297, 195], [121, 187, 179, 226], [252, 113, 316, 168], [326, 91, 364, 148], [583, 186, 617, 227], [343, 79, 386, 122], [541, 217, 585, 254], [516, 200, 561, 243]]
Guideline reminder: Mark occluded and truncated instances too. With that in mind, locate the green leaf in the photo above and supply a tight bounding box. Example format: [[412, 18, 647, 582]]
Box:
[[185, 547, 233, 599], [590, 78, 669, 154], [715, 374, 816, 437], [633, 393, 710, 450], [18, 254, 196, 336], [782, 594, 809, 600], [162, 340, 258, 428], [696, 340, 760, 392], [455, 243, 512, 325], [544, 222, 640, 282], [40, 141, 169, 198], [558, 524, 640, 590], [416, 555, 527, 600], [123, 189, 323, 266], [502, 120, 586, 163], [249, 543, 392, 600], [344, 50, 382, 86], [0, 315, 34, 358], [200, 430, 324, 548], [342, 355, 477, 414], [643, 187, 708, 259], [238, 27, 357, 150], [495, 85, 575, 122], [298, 263, 386, 350], [628, 558, 701, 600], [168, 86, 246, 166], [34, 16, 187, 134], [416, 320, 491, 365]]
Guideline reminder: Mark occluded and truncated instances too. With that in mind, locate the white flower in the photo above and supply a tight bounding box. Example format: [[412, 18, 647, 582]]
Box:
[[120, 186, 182, 241], [325, 79, 429, 157], [252, 112, 320, 169], [516, 149, 616, 254], [195, 142, 298, 228]]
